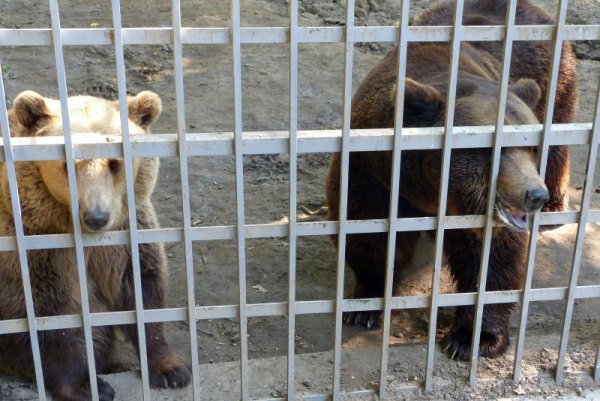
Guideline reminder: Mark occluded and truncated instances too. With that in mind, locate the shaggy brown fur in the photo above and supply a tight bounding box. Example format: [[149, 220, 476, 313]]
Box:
[[326, 0, 577, 361], [420, 0, 578, 218], [0, 91, 191, 401]]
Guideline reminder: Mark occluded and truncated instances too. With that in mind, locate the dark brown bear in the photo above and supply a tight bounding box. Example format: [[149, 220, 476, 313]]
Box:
[[0, 91, 191, 400], [326, 0, 577, 361]]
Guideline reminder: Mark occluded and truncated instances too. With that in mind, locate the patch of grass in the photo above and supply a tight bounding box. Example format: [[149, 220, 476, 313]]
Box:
[[1, 64, 8, 79]]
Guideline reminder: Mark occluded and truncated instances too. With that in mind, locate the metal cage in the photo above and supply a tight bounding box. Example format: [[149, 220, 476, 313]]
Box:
[[0, 0, 599, 400]]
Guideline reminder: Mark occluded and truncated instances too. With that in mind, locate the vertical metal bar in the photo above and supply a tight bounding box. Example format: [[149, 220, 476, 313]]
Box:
[[555, 66, 600, 385], [109, 0, 151, 398], [468, 0, 518, 386], [595, 343, 600, 382], [378, 0, 410, 399], [172, 0, 202, 399], [512, 169, 543, 379], [423, 1, 464, 393], [287, 0, 299, 399], [332, 0, 355, 398], [513, 0, 569, 382], [0, 63, 48, 401], [230, 1, 250, 399], [48, 1, 99, 399]]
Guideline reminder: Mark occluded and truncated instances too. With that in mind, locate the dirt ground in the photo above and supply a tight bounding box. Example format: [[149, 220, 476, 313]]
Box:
[[0, 0, 599, 399]]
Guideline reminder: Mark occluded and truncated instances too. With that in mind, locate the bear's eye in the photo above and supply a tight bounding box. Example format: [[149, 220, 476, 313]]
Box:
[[108, 159, 120, 174]]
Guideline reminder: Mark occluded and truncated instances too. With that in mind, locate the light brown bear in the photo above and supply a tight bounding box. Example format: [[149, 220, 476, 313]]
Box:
[[327, 0, 577, 361], [0, 91, 191, 401]]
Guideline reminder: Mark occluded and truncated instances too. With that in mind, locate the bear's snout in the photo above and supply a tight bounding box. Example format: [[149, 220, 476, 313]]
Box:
[[83, 210, 111, 231], [524, 187, 549, 212]]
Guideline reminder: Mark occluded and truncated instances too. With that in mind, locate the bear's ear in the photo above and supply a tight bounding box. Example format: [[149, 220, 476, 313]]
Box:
[[510, 78, 541, 110], [12, 90, 52, 130], [127, 91, 162, 129], [390, 78, 444, 126]]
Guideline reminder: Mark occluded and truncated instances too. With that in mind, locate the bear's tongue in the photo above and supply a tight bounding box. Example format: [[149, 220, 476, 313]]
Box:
[[508, 210, 528, 230]]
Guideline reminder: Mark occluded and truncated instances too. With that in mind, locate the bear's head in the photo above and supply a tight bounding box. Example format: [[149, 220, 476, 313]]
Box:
[[2, 90, 162, 233], [391, 74, 549, 230]]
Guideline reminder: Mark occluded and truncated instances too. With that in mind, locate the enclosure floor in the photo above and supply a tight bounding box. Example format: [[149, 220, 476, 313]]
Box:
[[2, 325, 599, 401]]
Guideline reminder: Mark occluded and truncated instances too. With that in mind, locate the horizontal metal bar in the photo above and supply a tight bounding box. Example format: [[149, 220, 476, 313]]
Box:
[[1, 25, 599, 46], [0, 210, 596, 252], [1, 285, 597, 335], [258, 390, 375, 401], [0, 123, 593, 162], [338, 285, 600, 311], [296, 300, 333, 315]]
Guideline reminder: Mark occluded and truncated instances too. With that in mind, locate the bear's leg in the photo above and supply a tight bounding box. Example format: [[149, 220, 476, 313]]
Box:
[[118, 241, 191, 389], [39, 329, 115, 401], [0, 329, 114, 401], [343, 230, 418, 329], [441, 229, 525, 361], [540, 145, 569, 230], [7, 249, 116, 401], [343, 232, 387, 328], [541, 44, 576, 224]]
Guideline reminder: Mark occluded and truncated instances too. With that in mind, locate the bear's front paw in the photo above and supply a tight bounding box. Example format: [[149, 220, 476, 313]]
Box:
[[441, 327, 509, 361], [54, 377, 115, 401], [342, 311, 380, 329], [149, 353, 192, 389], [98, 377, 116, 401], [539, 197, 568, 231]]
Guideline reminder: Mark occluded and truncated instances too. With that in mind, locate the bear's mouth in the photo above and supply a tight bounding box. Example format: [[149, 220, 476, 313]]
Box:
[[495, 202, 529, 230]]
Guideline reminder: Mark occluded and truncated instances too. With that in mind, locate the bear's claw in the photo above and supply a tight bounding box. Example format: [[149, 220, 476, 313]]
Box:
[[441, 327, 509, 361], [150, 361, 192, 389], [343, 311, 380, 329]]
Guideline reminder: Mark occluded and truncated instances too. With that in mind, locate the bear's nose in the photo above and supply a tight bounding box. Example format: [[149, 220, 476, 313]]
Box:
[[524, 188, 549, 212], [83, 210, 110, 231]]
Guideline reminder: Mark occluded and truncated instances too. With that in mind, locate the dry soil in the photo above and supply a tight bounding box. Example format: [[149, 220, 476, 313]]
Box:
[[0, 0, 599, 400]]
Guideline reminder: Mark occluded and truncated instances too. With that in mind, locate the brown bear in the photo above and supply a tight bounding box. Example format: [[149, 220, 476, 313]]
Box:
[[326, 0, 578, 361], [0, 91, 191, 400]]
